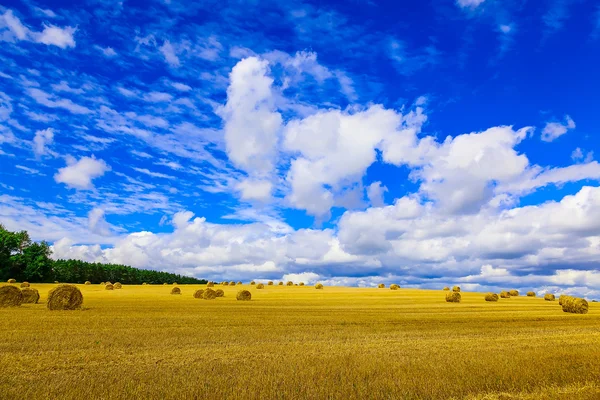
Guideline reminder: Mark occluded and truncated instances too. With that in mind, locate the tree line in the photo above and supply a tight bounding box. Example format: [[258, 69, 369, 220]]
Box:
[[0, 224, 206, 284]]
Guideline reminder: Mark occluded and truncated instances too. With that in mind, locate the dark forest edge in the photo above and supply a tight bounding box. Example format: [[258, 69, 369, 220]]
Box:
[[0, 224, 206, 284]]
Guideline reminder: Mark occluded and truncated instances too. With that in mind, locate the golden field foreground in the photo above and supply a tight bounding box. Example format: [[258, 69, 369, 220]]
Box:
[[1, 284, 600, 400]]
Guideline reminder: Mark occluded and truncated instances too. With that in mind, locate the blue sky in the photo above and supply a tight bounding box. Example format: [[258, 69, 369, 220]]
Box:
[[1, 0, 599, 297]]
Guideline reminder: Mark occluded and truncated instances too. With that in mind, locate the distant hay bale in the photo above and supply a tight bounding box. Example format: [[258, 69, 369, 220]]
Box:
[[390, 284, 399, 290], [142, 283, 148, 285], [7, 279, 16, 284], [561, 296, 589, 314], [114, 282, 122, 289], [215, 289, 224, 297], [299, 282, 304, 286], [237, 281, 242, 285], [446, 292, 461, 303], [315, 283, 324, 289], [105, 284, 114, 290], [203, 288, 217, 300], [221, 282, 228, 286], [287, 281, 294, 286], [171, 287, 181, 295], [173, 282, 178, 286], [250, 281, 256, 285], [229, 281, 236, 286], [47, 284, 83, 310], [85, 281, 91, 285], [295, 284, 298, 286], [193, 289, 204, 299], [452, 286, 460, 292], [236, 290, 252, 301], [500, 291, 510, 298], [20, 282, 30, 288], [378, 283, 385, 288], [268, 281, 274, 286], [544, 293, 556, 301], [256, 283, 265, 289], [100, 282, 105, 285], [484, 293, 499, 302], [0, 285, 23, 307], [443, 287, 450, 291], [526, 291, 536, 297], [105, 282, 112, 286], [509, 290, 519, 297], [207, 282, 214, 287], [163, 283, 168, 285], [21, 288, 40, 304], [278, 282, 284, 286]]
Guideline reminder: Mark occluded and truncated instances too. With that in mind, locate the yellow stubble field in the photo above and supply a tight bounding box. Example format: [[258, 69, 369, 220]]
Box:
[[1, 283, 599, 399]]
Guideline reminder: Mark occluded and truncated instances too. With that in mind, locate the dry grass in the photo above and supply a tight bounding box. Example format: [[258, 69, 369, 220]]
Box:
[[0, 284, 599, 400]]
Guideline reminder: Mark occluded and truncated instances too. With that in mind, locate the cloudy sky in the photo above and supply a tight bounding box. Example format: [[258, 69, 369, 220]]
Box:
[[1, 0, 599, 297]]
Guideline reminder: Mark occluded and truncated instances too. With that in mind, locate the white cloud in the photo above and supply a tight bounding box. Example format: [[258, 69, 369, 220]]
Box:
[[367, 181, 388, 207], [170, 82, 191, 91], [143, 91, 173, 102], [572, 147, 594, 163], [32, 128, 54, 157], [220, 57, 282, 177], [36, 25, 76, 48], [88, 208, 112, 236], [27, 88, 92, 114], [96, 45, 117, 57], [132, 167, 175, 179], [54, 156, 110, 189], [541, 115, 575, 142], [456, 0, 486, 9], [159, 40, 180, 67], [236, 179, 273, 202], [1, 10, 30, 40]]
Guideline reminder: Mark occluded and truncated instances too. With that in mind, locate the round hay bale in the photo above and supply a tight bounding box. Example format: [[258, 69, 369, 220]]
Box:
[[446, 292, 461, 303], [0, 285, 23, 307], [215, 289, 224, 297], [378, 283, 385, 288], [172, 282, 178, 286], [250, 281, 256, 285], [203, 288, 217, 300], [544, 293, 556, 301], [21, 287, 40, 304], [20, 282, 30, 288], [114, 282, 122, 289], [84, 281, 91, 285], [7, 279, 16, 284], [256, 283, 265, 289], [193, 289, 204, 299], [236, 290, 252, 301], [562, 297, 589, 314], [142, 283, 148, 285], [390, 284, 399, 290], [171, 287, 181, 295], [509, 290, 519, 297], [47, 284, 83, 310], [286, 281, 294, 286], [105, 281, 112, 286], [163, 283, 168, 285], [295, 284, 298, 286], [221, 282, 228, 286], [237, 281, 242, 285], [229, 281, 236, 286], [100, 282, 105, 285], [207, 282, 214, 287], [278, 282, 284, 286], [299, 282, 304, 286], [105, 284, 114, 290], [526, 291, 536, 297], [559, 294, 569, 305], [484, 293, 499, 302], [500, 291, 510, 298], [315, 283, 324, 289], [268, 281, 274, 286], [452, 286, 460, 293], [443, 287, 450, 291]]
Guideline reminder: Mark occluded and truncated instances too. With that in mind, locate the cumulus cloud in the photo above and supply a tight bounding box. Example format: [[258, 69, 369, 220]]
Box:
[[88, 208, 112, 236], [236, 179, 273, 202], [367, 181, 388, 207], [36, 24, 76, 48], [541, 115, 575, 142], [54, 156, 110, 189], [0, 10, 76, 48]]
